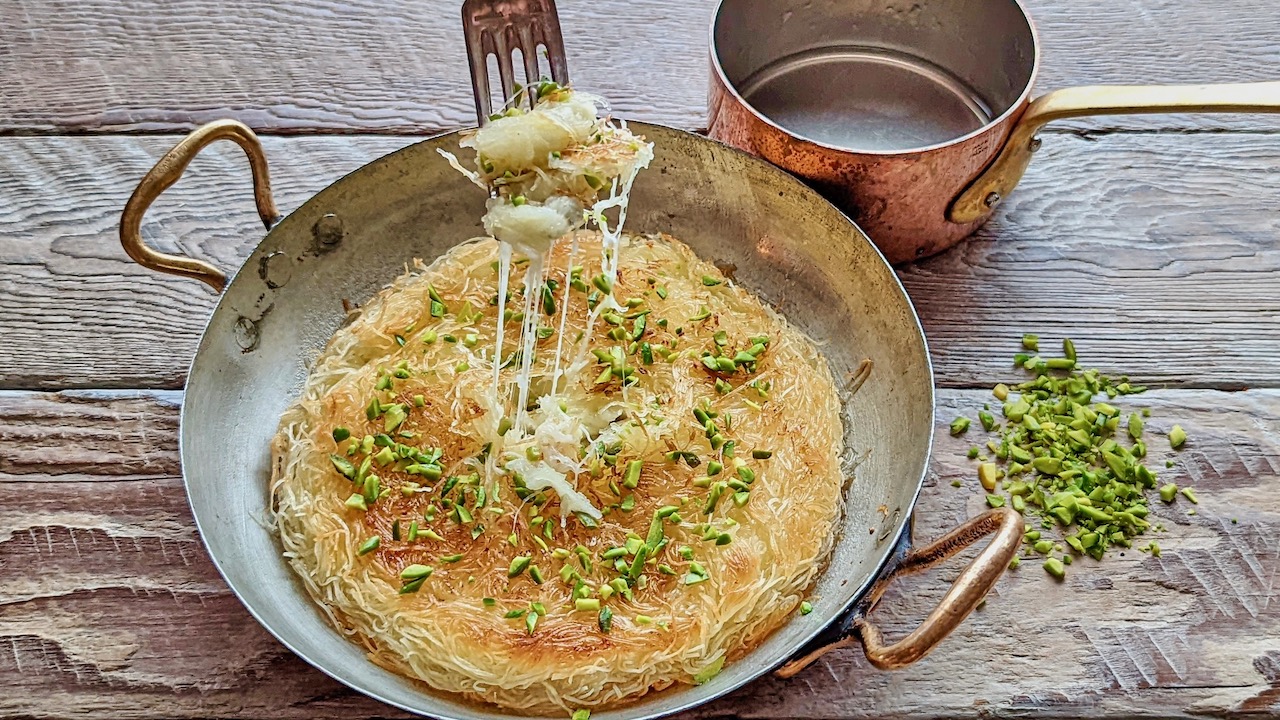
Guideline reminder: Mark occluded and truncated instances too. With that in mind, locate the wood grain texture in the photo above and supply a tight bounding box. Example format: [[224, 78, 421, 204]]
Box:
[[2, 131, 1279, 390], [2, 388, 1275, 718], [906, 128, 1280, 391], [2, 0, 1279, 136], [0, 134, 407, 390]]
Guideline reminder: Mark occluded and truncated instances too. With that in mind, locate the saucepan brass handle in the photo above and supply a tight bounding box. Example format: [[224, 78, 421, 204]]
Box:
[[776, 506, 1022, 677], [949, 81, 1280, 224], [120, 119, 281, 293]]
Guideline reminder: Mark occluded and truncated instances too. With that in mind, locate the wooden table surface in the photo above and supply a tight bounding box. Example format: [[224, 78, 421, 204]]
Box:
[[3, 0, 1279, 717]]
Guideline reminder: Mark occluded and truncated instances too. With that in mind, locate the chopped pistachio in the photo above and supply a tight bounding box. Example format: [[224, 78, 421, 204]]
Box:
[[508, 556, 532, 578], [383, 403, 408, 432], [1127, 412, 1143, 440], [623, 459, 643, 489], [329, 454, 356, 479], [400, 564, 433, 580], [960, 339, 1197, 565], [978, 463, 999, 492], [399, 576, 428, 594], [692, 656, 725, 684]]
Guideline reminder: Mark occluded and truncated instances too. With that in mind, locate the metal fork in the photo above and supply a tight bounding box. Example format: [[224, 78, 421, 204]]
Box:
[[462, 0, 571, 126]]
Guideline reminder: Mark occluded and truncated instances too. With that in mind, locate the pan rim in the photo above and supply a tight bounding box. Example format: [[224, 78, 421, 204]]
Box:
[[178, 121, 935, 720]]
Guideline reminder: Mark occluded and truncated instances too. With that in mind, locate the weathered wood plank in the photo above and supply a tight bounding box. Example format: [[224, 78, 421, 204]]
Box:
[[2, 131, 1279, 390], [1, 0, 1278, 136], [0, 390, 179, 479], [906, 127, 1280, 391], [0, 135, 407, 390], [2, 388, 1276, 718]]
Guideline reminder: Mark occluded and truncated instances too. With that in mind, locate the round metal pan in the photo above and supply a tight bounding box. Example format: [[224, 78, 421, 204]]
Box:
[[120, 120, 1021, 719]]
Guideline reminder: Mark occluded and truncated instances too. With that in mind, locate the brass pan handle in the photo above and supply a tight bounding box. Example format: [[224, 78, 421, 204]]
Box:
[[120, 119, 281, 293], [776, 507, 1022, 676], [949, 81, 1280, 224]]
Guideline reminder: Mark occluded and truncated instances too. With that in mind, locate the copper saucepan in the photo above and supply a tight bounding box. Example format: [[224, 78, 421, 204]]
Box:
[[708, 0, 1280, 263]]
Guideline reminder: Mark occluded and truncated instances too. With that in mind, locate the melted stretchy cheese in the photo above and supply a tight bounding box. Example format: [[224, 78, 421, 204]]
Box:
[[441, 86, 653, 450], [270, 232, 846, 714]]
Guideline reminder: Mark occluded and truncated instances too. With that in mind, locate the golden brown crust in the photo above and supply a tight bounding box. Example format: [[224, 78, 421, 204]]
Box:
[[270, 232, 845, 714]]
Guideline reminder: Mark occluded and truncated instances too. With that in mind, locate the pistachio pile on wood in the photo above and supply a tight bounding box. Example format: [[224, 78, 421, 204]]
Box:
[[951, 335, 1196, 580]]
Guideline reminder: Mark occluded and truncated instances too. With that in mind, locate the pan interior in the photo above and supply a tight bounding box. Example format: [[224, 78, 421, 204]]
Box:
[[180, 124, 933, 720], [737, 46, 993, 151]]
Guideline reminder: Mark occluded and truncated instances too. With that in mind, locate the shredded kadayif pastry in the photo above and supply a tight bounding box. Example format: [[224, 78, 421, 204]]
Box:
[[270, 84, 845, 715]]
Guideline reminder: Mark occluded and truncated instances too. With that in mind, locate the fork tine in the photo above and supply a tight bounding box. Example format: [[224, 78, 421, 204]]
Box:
[[517, 25, 542, 101], [535, 1, 571, 85], [492, 27, 518, 107], [466, 31, 493, 124], [461, 0, 496, 125]]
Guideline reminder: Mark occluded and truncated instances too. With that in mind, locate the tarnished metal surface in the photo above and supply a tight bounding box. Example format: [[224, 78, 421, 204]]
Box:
[[124, 122, 957, 719]]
